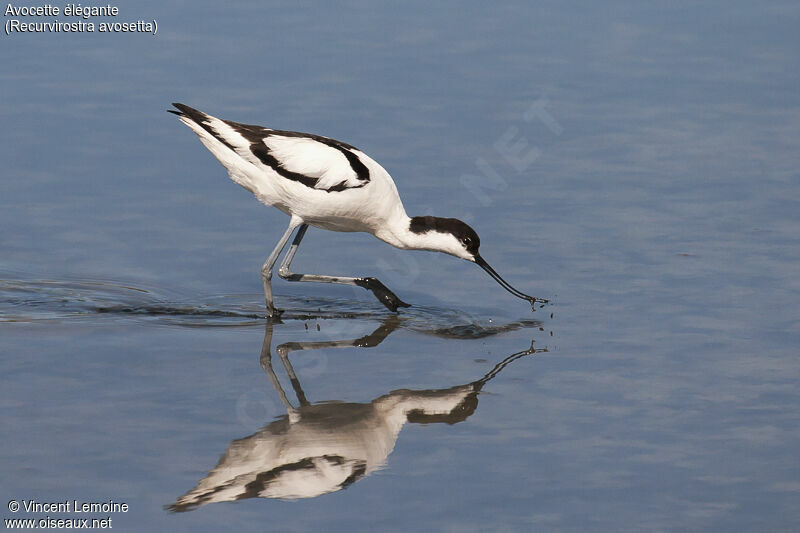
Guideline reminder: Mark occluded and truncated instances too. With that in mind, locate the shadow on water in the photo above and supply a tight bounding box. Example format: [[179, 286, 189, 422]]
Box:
[[0, 277, 546, 338], [167, 320, 548, 511]]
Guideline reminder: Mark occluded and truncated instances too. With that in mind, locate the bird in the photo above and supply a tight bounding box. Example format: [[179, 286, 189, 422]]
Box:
[[167, 320, 545, 509], [169, 103, 548, 318]]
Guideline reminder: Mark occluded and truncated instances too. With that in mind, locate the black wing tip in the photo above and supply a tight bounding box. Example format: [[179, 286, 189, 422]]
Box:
[[168, 102, 189, 116], [169, 102, 204, 119]]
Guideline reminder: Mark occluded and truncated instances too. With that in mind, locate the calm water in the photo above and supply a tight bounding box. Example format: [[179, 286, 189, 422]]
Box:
[[2, 2, 799, 531]]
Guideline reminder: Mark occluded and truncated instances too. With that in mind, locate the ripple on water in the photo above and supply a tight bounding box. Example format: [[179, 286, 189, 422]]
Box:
[[0, 277, 544, 338]]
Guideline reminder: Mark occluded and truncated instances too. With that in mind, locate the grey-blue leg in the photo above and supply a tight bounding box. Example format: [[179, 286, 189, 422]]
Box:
[[277, 224, 411, 312], [262, 216, 304, 318]]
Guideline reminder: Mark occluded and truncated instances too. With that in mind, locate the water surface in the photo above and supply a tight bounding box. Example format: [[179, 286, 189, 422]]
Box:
[[2, 2, 799, 531]]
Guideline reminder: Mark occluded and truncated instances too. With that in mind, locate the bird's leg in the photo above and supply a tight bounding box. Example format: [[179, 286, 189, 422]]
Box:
[[259, 322, 297, 415], [277, 224, 411, 312], [261, 217, 304, 318], [275, 344, 310, 407]]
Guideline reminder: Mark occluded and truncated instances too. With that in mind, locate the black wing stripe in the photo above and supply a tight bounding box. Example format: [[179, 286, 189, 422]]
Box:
[[335, 145, 370, 184], [261, 128, 371, 184], [225, 120, 321, 189], [171, 103, 371, 193], [224, 120, 371, 190], [235, 455, 360, 500]]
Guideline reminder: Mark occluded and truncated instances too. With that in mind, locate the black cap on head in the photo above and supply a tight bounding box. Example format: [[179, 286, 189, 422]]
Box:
[[409, 216, 480, 256]]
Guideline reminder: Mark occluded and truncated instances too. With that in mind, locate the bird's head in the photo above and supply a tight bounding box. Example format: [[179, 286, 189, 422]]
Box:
[[409, 216, 480, 261], [408, 216, 548, 309]]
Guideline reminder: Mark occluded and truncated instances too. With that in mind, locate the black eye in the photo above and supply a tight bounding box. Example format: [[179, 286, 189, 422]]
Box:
[[462, 237, 471, 247]]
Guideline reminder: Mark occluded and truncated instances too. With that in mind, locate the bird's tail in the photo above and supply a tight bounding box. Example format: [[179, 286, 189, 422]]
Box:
[[169, 103, 263, 194], [168, 103, 249, 154]]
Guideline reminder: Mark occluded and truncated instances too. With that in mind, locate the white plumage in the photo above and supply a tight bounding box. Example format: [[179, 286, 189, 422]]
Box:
[[263, 135, 361, 191], [170, 103, 547, 317]]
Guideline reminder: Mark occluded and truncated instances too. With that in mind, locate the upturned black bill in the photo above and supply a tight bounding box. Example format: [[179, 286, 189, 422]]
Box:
[[475, 255, 549, 309]]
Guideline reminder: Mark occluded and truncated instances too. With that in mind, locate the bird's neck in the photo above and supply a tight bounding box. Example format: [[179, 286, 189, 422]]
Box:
[[375, 214, 448, 251], [374, 214, 419, 249]]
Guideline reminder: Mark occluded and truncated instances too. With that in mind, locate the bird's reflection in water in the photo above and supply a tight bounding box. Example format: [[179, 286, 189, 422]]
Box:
[[168, 319, 546, 511]]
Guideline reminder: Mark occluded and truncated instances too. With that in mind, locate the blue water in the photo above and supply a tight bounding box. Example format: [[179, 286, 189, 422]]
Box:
[[2, 2, 799, 531]]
